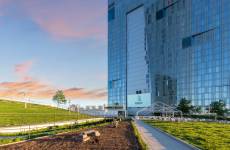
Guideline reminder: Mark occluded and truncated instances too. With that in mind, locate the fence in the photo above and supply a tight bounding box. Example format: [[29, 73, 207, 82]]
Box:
[[0, 111, 103, 145]]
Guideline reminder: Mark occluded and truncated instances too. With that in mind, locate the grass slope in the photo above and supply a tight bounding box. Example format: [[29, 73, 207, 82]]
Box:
[[145, 120, 230, 150], [0, 100, 92, 127]]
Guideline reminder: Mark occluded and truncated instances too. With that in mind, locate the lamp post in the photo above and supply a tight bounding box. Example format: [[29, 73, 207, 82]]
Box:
[[76, 104, 79, 121], [28, 97, 30, 108], [68, 99, 71, 113], [23, 92, 27, 109]]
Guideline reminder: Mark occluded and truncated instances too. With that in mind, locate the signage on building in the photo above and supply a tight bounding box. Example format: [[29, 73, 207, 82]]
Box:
[[127, 93, 151, 107]]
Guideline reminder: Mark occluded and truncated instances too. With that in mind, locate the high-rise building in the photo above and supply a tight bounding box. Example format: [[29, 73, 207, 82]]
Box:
[[108, 0, 230, 114]]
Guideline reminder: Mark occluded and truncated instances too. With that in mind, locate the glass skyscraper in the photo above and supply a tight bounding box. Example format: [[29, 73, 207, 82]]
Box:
[[108, 0, 230, 114]]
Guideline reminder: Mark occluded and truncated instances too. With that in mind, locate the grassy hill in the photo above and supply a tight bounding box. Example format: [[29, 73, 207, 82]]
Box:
[[0, 100, 92, 127]]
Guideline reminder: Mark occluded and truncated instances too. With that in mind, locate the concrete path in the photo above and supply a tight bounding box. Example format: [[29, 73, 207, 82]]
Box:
[[0, 118, 104, 134], [134, 119, 197, 150]]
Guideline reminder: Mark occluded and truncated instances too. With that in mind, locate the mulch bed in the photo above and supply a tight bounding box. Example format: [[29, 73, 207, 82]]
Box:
[[0, 121, 141, 150]]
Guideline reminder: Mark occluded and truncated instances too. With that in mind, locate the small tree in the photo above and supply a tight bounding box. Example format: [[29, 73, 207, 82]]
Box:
[[210, 100, 227, 116], [52, 90, 67, 107], [177, 98, 193, 114]]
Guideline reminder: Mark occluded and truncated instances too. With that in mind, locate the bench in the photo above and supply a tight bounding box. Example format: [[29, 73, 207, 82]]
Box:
[[78, 133, 90, 142], [112, 120, 119, 128], [77, 130, 100, 142], [83, 130, 100, 137]]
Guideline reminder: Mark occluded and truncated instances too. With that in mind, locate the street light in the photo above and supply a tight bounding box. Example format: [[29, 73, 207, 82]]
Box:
[[76, 104, 79, 121], [28, 97, 30, 108], [23, 92, 27, 109], [68, 99, 71, 113]]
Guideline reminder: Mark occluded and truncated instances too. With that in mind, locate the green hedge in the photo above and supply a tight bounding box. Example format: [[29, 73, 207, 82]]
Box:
[[131, 121, 148, 150]]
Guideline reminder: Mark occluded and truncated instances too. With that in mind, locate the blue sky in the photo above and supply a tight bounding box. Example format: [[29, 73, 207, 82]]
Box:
[[0, 0, 108, 106]]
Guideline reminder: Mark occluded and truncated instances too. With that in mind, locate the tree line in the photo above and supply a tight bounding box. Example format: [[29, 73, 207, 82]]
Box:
[[177, 98, 229, 116]]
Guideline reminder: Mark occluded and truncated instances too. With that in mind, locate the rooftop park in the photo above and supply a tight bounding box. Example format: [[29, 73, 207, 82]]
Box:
[[0, 90, 93, 127], [145, 120, 230, 150], [144, 98, 230, 150]]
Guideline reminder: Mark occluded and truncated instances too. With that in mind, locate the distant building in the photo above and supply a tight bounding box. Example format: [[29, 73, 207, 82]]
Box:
[[108, 0, 230, 114], [69, 104, 79, 112]]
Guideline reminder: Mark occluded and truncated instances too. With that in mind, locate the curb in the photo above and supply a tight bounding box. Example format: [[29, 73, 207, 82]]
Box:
[[131, 121, 149, 150]]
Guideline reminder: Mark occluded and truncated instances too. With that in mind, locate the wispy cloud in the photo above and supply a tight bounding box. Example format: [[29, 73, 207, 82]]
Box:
[[0, 0, 107, 40], [0, 0, 108, 100], [15, 61, 33, 74], [14, 61, 33, 81], [0, 61, 107, 100], [0, 81, 107, 100], [63, 88, 107, 99], [21, 0, 107, 40], [0, 0, 11, 17], [0, 0, 11, 6]]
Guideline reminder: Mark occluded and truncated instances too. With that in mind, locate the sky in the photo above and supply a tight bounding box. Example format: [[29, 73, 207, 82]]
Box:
[[0, 0, 108, 106]]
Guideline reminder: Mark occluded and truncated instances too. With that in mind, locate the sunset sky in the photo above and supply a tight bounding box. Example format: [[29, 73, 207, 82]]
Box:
[[0, 0, 108, 105]]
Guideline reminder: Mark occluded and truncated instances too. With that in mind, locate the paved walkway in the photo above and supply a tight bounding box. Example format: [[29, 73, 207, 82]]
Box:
[[134, 119, 197, 150], [0, 118, 104, 134]]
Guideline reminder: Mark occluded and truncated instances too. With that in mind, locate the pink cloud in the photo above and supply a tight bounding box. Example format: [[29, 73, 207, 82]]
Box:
[[15, 61, 33, 75], [0, 0, 107, 39], [0, 80, 107, 100], [0, 0, 12, 17], [14, 61, 34, 81], [0, 61, 107, 100], [0, 0, 11, 6], [63, 88, 107, 99], [21, 0, 107, 40]]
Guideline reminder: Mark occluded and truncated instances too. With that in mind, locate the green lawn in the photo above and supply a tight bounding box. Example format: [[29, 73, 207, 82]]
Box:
[[0, 100, 92, 127], [145, 120, 230, 150]]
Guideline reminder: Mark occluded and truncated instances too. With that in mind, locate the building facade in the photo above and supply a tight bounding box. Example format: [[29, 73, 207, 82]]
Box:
[[108, 0, 230, 114]]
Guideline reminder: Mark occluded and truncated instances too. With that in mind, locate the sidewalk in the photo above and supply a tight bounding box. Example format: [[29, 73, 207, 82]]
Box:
[[134, 119, 197, 150], [0, 118, 104, 134]]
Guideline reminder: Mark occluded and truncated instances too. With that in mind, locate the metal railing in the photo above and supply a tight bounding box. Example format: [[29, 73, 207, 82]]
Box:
[[136, 102, 182, 117], [0, 112, 100, 144]]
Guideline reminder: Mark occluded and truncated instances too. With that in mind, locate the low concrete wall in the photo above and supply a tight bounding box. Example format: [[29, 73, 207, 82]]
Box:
[[0, 118, 104, 134]]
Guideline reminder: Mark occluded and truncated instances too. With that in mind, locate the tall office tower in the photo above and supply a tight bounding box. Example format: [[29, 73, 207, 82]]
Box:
[[108, 0, 230, 114]]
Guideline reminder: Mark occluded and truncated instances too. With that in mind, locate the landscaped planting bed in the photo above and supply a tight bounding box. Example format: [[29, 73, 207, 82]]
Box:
[[0, 119, 111, 146], [0, 121, 141, 150]]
